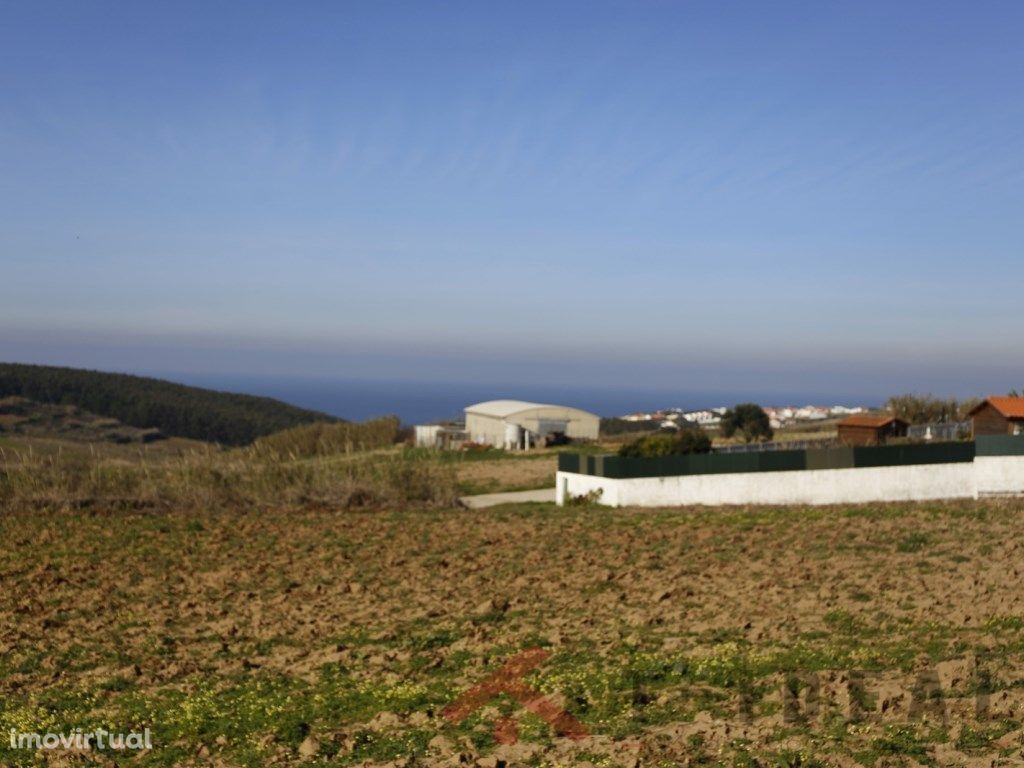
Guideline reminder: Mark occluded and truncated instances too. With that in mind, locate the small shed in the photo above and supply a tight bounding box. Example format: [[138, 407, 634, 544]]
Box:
[[969, 397, 1024, 437], [464, 400, 599, 450], [836, 414, 909, 446], [414, 425, 442, 448], [413, 424, 467, 449]]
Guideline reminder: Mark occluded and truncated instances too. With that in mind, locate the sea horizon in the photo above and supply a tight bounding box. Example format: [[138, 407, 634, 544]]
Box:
[[144, 372, 879, 425]]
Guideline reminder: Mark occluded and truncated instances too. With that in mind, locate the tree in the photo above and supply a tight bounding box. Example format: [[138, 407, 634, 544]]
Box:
[[886, 394, 978, 424], [618, 428, 712, 458], [719, 403, 773, 443], [958, 397, 981, 420]]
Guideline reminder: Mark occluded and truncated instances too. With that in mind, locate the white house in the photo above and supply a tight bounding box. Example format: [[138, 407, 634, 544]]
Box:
[[681, 409, 725, 426]]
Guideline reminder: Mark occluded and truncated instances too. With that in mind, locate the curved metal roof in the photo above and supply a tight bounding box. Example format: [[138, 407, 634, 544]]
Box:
[[465, 400, 597, 419], [465, 400, 551, 418]]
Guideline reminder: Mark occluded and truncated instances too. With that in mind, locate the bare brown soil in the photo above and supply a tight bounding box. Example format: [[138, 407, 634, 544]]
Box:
[[2, 500, 1024, 767]]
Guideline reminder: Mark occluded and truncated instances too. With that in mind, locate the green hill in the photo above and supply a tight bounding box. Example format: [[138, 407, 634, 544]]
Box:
[[0, 363, 338, 446]]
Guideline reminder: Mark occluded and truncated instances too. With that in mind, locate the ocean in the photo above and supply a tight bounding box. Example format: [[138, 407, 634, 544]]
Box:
[[161, 374, 862, 424]]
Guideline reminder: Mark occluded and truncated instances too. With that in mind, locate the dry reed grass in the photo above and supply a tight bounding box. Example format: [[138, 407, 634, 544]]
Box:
[[0, 441, 458, 512]]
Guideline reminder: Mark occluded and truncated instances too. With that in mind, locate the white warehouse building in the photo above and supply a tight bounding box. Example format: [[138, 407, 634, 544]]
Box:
[[464, 400, 599, 450]]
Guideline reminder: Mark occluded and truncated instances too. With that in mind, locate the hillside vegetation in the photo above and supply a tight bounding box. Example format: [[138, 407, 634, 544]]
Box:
[[0, 396, 167, 445], [252, 416, 400, 458], [0, 363, 335, 445]]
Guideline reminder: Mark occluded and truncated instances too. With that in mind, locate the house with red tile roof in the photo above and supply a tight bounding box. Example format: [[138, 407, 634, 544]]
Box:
[[836, 413, 909, 446], [969, 397, 1024, 437]]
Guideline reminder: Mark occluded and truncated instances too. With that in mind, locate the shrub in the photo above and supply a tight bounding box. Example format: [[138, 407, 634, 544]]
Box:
[[618, 429, 711, 457], [565, 488, 604, 506]]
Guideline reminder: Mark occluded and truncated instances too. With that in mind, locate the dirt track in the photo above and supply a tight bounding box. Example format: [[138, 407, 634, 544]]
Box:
[[459, 489, 555, 508]]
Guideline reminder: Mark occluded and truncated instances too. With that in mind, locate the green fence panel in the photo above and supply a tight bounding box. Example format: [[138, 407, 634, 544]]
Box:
[[576, 449, 806, 478], [852, 442, 975, 468], [806, 447, 855, 470], [976, 435, 1024, 456], [606, 454, 685, 478], [756, 450, 807, 473], [598, 454, 676, 478], [560, 440, 977, 479], [664, 453, 743, 476]]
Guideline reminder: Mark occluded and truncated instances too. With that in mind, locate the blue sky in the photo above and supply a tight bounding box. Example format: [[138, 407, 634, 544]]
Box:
[[2, 1, 1022, 401]]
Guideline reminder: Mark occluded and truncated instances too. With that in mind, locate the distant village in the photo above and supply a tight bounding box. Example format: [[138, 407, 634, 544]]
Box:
[[619, 404, 866, 431], [419, 396, 1022, 451]]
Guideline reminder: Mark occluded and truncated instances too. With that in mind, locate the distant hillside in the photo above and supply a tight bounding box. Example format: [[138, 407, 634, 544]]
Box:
[[0, 363, 338, 446], [0, 396, 166, 445]]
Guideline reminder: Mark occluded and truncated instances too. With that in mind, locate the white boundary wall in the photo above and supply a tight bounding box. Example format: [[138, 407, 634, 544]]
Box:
[[975, 457, 1024, 498], [556, 456, 1024, 507]]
